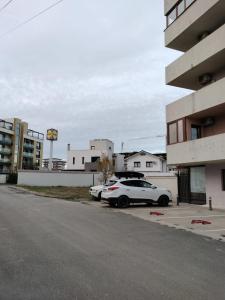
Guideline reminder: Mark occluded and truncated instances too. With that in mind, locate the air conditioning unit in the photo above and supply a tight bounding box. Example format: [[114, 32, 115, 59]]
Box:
[[201, 117, 215, 127], [199, 73, 213, 86]]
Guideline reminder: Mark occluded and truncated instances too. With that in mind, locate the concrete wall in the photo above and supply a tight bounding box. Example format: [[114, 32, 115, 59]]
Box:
[[0, 174, 7, 184], [206, 164, 225, 209], [146, 175, 177, 202], [18, 171, 102, 187]]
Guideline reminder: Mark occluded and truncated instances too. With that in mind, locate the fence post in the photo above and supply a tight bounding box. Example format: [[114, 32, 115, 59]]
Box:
[[209, 196, 213, 211]]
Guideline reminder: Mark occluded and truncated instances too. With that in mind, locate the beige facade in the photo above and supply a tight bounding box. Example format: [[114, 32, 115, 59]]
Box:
[[164, 0, 225, 207], [0, 118, 44, 173]]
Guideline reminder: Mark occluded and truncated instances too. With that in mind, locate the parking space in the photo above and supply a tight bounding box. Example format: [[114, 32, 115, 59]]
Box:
[[92, 201, 225, 242]]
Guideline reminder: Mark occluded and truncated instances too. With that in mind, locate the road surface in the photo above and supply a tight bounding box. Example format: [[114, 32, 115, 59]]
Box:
[[0, 185, 225, 300]]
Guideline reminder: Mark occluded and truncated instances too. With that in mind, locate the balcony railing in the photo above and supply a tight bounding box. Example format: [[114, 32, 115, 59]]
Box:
[[27, 129, 44, 140], [23, 152, 34, 158], [23, 143, 34, 149], [0, 119, 13, 131], [0, 137, 12, 145], [0, 148, 11, 155], [166, 0, 196, 27], [0, 158, 11, 164]]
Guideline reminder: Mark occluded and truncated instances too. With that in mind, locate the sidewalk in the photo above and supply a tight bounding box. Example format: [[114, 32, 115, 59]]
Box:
[[114, 203, 225, 242]]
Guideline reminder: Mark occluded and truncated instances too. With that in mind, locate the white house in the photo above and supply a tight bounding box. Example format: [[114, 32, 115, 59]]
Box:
[[125, 150, 168, 176], [67, 139, 114, 171]]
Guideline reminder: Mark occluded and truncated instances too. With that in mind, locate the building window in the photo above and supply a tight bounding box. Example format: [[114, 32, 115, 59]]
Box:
[[82, 157, 85, 165], [168, 119, 185, 145], [222, 170, 225, 191], [91, 146, 95, 150], [134, 162, 141, 168], [146, 162, 153, 168], [73, 157, 75, 165], [191, 125, 201, 140], [166, 0, 196, 28]]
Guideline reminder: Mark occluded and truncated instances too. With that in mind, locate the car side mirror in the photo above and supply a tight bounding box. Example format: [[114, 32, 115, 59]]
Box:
[[151, 185, 157, 189]]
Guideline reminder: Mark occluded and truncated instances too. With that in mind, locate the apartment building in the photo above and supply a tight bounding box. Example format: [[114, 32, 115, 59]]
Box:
[[67, 139, 114, 171], [43, 158, 66, 170], [164, 0, 225, 208], [0, 118, 44, 174]]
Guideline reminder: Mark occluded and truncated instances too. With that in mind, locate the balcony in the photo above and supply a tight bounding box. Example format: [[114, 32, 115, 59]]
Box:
[[23, 143, 34, 150], [166, 76, 225, 123], [0, 158, 11, 165], [23, 152, 34, 158], [27, 129, 44, 141], [0, 148, 11, 155], [0, 119, 13, 131], [166, 23, 225, 90], [167, 133, 225, 165], [0, 137, 12, 146], [165, 0, 225, 51]]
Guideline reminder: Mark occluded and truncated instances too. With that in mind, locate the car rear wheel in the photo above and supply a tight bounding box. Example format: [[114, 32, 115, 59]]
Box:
[[117, 196, 130, 208], [158, 195, 169, 207]]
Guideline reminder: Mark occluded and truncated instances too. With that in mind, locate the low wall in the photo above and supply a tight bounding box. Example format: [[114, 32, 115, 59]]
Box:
[[146, 175, 178, 202], [17, 171, 102, 187], [0, 174, 7, 184], [206, 164, 225, 209]]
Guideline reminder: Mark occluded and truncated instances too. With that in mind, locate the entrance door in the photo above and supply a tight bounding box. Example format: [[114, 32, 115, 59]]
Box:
[[190, 166, 206, 204], [178, 168, 191, 203]]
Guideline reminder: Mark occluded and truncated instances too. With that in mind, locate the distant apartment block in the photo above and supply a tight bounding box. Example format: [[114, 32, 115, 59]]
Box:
[[165, 0, 225, 208], [67, 139, 114, 172], [43, 158, 66, 170], [0, 118, 44, 174]]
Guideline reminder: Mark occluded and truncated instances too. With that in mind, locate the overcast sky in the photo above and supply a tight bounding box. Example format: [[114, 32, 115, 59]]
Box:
[[0, 0, 190, 158]]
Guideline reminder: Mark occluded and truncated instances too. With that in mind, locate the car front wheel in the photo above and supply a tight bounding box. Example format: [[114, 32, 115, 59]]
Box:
[[117, 196, 130, 208], [158, 195, 169, 207]]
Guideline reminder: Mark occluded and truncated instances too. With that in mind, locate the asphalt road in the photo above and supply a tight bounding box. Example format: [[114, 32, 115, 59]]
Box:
[[0, 185, 225, 300]]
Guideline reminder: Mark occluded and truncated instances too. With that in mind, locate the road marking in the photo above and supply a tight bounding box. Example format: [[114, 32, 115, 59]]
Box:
[[150, 215, 225, 219]]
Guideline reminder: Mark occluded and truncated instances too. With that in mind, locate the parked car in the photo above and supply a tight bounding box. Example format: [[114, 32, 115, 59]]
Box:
[[101, 178, 172, 208], [89, 180, 117, 201]]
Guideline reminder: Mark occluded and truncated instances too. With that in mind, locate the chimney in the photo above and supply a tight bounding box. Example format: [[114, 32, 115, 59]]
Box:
[[67, 144, 71, 151]]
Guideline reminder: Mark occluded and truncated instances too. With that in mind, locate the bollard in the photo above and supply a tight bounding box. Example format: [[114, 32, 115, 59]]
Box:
[[209, 197, 213, 211]]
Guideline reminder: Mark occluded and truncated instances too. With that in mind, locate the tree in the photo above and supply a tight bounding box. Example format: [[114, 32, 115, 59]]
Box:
[[97, 155, 114, 184]]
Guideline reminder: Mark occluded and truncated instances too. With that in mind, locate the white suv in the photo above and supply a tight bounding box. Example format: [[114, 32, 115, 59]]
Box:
[[101, 179, 172, 208]]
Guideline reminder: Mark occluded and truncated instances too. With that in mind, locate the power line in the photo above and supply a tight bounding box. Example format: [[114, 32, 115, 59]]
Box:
[[0, 0, 65, 39], [0, 0, 16, 14]]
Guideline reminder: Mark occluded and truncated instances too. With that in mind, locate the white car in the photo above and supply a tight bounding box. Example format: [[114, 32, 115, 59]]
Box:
[[101, 178, 172, 208], [89, 180, 117, 201]]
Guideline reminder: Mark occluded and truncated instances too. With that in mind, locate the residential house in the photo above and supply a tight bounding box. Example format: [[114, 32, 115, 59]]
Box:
[[67, 139, 114, 171]]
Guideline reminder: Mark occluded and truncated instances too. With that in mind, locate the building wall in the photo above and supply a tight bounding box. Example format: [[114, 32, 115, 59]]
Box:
[[146, 175, 177, 203], [206, 164, 225, 209], [89, 139, 114, 159], [18, 170, 102, 187], [67, 149, 109, 170], [126, 154, 164, 173]]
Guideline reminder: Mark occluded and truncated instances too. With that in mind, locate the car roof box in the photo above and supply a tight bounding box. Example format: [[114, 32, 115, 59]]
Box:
[[114, 171, 144, 179]]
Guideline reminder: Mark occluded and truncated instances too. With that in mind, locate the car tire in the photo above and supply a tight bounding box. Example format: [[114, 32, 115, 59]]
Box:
[[117, 196, 130, 208], [109, 199, 117, 208], [97, 192, 102, 201], [158, 195, 169, 207]]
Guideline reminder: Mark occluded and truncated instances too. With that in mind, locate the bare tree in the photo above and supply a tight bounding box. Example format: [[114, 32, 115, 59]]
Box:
[[97, 155, 114, 184]]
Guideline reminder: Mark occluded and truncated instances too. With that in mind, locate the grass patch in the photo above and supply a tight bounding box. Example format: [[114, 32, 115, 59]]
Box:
[[19, 186, 91, 201]]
